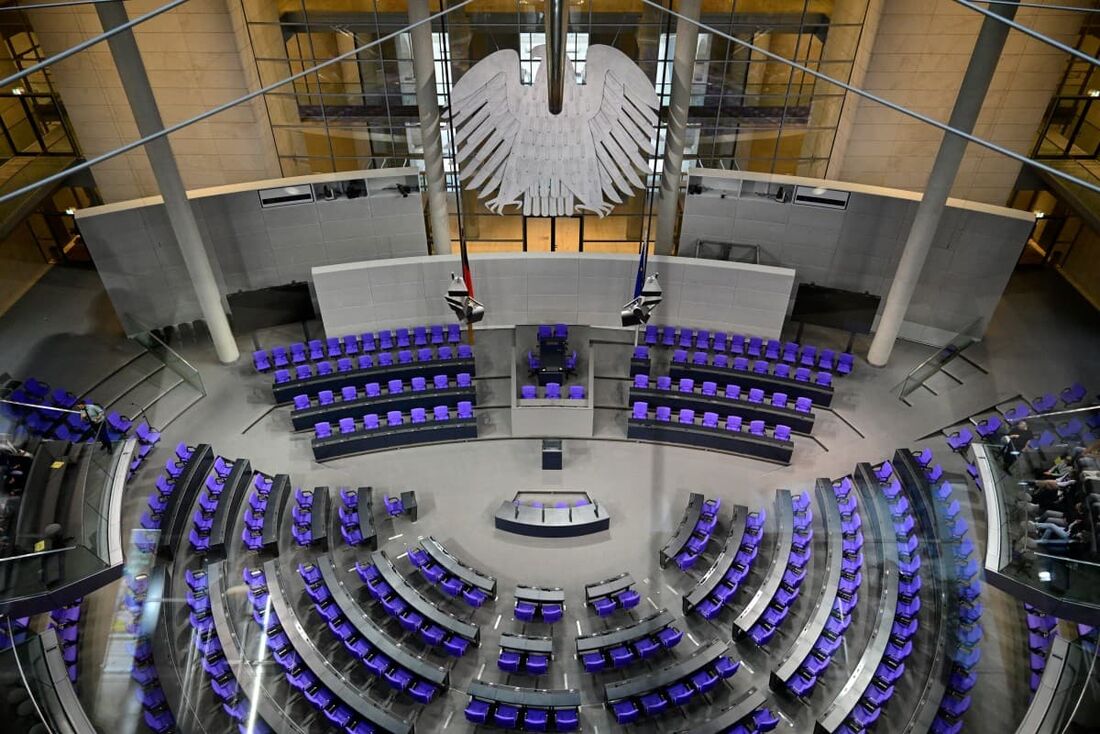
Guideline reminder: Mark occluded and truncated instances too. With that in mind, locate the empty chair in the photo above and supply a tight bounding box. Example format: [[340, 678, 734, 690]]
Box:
[[308, 340, 325, 360], [794, 367, 810, 382], [318, 389, 335, 406], [253, 349, 271, 372], [336, 357, 353, 372], [315, 422, 332, 439], [632, 346, 648, 361], [672, 349, 688, 364], [386, 410, 403, 426], [521, 384, 537, 399], [714, 354, 729, 368], [691, 351, 708, 366], [765, 339, 781, 360], [655, 406, 671, 422], [679, 378, 695, 393], [747, 337, 763, 356], [678, 409, 695, 424], [377, 352, 393, 366], [726, 415, 743, 432], [546, 383, 562, 399], [748, 420, 765, 436], [411, 408, 427, 424], [816, 372, 833, 387], [733, 357, 749, 371], [702, 411, 719, 428], [748, 388, 764, 404], [679, 328, 694, 348], [388, 379, 403, 394], [357, 354, 374, 369], [656, 375, 672, 390], [439, 345, 454, 360], [568, 385, 585, 400], [644, 324, 658, 345], [410, 376, 427, 392], [457, 401, 474, 418], [364, 413, 380, 429], [295, 365, 312, 381], [632, 401, 648, 419], [753, 360, 769, 374], [775, 425, 791, 441], [338, 418, 356, 434]]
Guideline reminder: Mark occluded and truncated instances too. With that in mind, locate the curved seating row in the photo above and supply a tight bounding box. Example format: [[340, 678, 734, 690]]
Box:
[[298, 559, 444, 703], [240, 472, 275, 551], [408, 536, 495, 607], [254, 324, 462, 372], [291, 486, 329, 548], [191, 457, 252, 557], [630, 373, 816, 433], [606, 641, 740, 724], [628, 403, 794, 464], [271, 347, 475, 404], [464, 678, 580, 731], [733, 491, 793, 641], [248, 561, 412, 734], [498, 633, 553, 675], [514, 586, 565, 623], [772, 481, 854, 698], [184, 566, 276, 734], [136, 443, 214, 559], [671, 689, 778, 733], [740, 490, 812, 647], [289, 374, 475, 431], [2, 375, 135, 443], [684, 504, 763, 618], [311, 403, 477, 461], [335, 486, 377, 548], [665, 358, 834, 407], [1025, 603, 1058, 695], [125, 569, 176, 734], [576, 609, 682, 672], [660, 493, 721, 571], [357, 550, 479, 649], [495, 498, 610, 537], [585, 572, 639, 616], [643, 325, 852, 375]]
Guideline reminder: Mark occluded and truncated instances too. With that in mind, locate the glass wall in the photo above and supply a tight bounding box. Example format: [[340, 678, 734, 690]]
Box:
[[239, 0, 868, 252]]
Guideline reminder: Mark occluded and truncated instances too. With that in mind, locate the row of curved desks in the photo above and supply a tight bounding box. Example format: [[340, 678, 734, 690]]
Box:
[[370, 550, 480, 643], [312, 419, 478, 461], [771, 481, 843, 688], [262, 558, 413, 734], [494, 501, 610, 537], [515, 585, 565, 604], [667, 363, 834, 407], [208, 459, 252, 558], [421, 537, 496, 594], [576, 609, 675, 654], [207, 560, 306, 734], [673, 689, 768, 734], [157, 444, 214, 560], [604, 641, 730, 702], [660, 492, 705, 568], [291, 387, 477, 431], [318, 553, 449, 687], [627, 418, 794, 464], [893, 448, 954, 734], [467, 679, 580, 709], [585, 572, 633, 603], [628, 386, 815, 434], [683, 504, 748, 613], [500, 633, 553, 654], [272, 356, 475, 403], [261, 474, 291, 551], [734, 490, 793, 637], [32, 627, 97, 734], [815, 464, 900, 733]]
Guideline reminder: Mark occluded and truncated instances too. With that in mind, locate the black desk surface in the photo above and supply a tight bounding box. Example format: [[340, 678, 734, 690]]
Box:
[[207, 560, 306, 734], [668, 364, 834, 407], [628, 387, 815, 434], [733, 489, 794, 636], [660, 492, 705, 568], [262, 560, 412, 734], [816, 465, 901, 733], [421, 537, 496, 594], [261, 475, 290, 550], [467, 679, 580, 708], [683, 505, 748, 613], [208, 459, 252, 558], [585, 572, 633, 602], [312, 420, 477, 461], [39, 627, 97, 734], [499, 633, 553, 654], [604, 641, 729, 701], [273, 357, 475, 403], [772, 482, 843, 685], [673, 689, 768, 734], [290, 387, 476, 431], [515, 585, 565, 604], [628, 419, 794, 464], [319, 555, 448, 687], [537, 350, 565, 386], [575, 609, 674, 654], [494, 501, 610, 538], [310, 486, 329, 547], [371, 550, 479, 642], [158, 444, 214, 560], [357, 487, 377, 550]]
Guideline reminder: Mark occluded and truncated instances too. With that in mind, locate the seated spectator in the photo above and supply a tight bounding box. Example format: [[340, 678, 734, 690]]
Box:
[[1001, 421, 1033, 470]]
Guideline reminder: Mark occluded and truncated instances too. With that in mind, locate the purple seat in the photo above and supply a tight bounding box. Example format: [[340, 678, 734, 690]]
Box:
[[338, 418, 355, 434], [679, 378, 694, 393], [388, 379, 403, 394], [417, 348, 432, 362], [816, 371, 833, 387], [440, 346, 455, 360], [411, 408, 427, 423], [336, 357, 353, 372], [753, 359, 769, 374], [253, 349, 271, 372], [714, 354, 729, 368], [433, 373, 448, 389], [364, 413, 380, 429], [568, 385, 585, 399], [633, 345, 648, 360], [795, 396, 812, 413], [521, 385, 537, 399], [725, 384, 740, 400], [294, 365, 312, 380], [794, 367, 810, 382], [672, 349, 688, 364], [632, 401, 648, 419], [748, 420, 765, 436], [315, 422, 332, 439], [747, 336, 762, 356], [702, 411, 718, 428], [292, 394, 310, 411], [692, 351, 708, 365], [726, 415, 742, 432], [341, 386, 357, 401], [357, 354, 374, 369], [701, 380, 717, 396], [377, 352, 393, 366], [748, 388, 764, 404], [656, 375, 672, 390], [386, 410, 402, 426], [457, 401, 473, 418], [644, 324, 658, 345], [457, 344, 473, 358], [774, 363, 791, 378], [679, 408, 695, 424], [772, 392, 788, 408], [634, 374, 649, 389], [655, 406, 671, 422], [546, 383, 562, 399], [775, 425, 791, 441], [411, 376, 427, 392], [733, 357, 749, 371]]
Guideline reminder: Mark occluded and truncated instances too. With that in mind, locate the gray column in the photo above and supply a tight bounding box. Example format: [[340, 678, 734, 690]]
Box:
[[95, 4, 239, 363], [545, 0, 569, 115], [867, 0, 1019, 366], [654, 0, 700, 255], [408, 0, 452, 255]]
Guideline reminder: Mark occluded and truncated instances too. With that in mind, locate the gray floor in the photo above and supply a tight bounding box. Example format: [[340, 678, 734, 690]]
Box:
[[2, 264, 1099, 733]]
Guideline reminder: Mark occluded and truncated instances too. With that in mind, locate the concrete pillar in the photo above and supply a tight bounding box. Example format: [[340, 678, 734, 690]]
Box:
[[654, 0, 701, 255], [95, 3, 239, 363], [408, 0, 452, 255], [866, 0, 1019, 367]]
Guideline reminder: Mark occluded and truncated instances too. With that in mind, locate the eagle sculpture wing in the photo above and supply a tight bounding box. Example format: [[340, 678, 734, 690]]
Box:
[[449, 45, 658, 218]]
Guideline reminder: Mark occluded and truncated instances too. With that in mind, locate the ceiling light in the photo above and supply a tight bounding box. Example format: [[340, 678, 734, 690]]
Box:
[[1034, 210, 1045, 219], [811, 187, 827, 195], [64, 207, 76, 215], [1089, 89, 1100, 98], [11, 87, 24, 96]]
